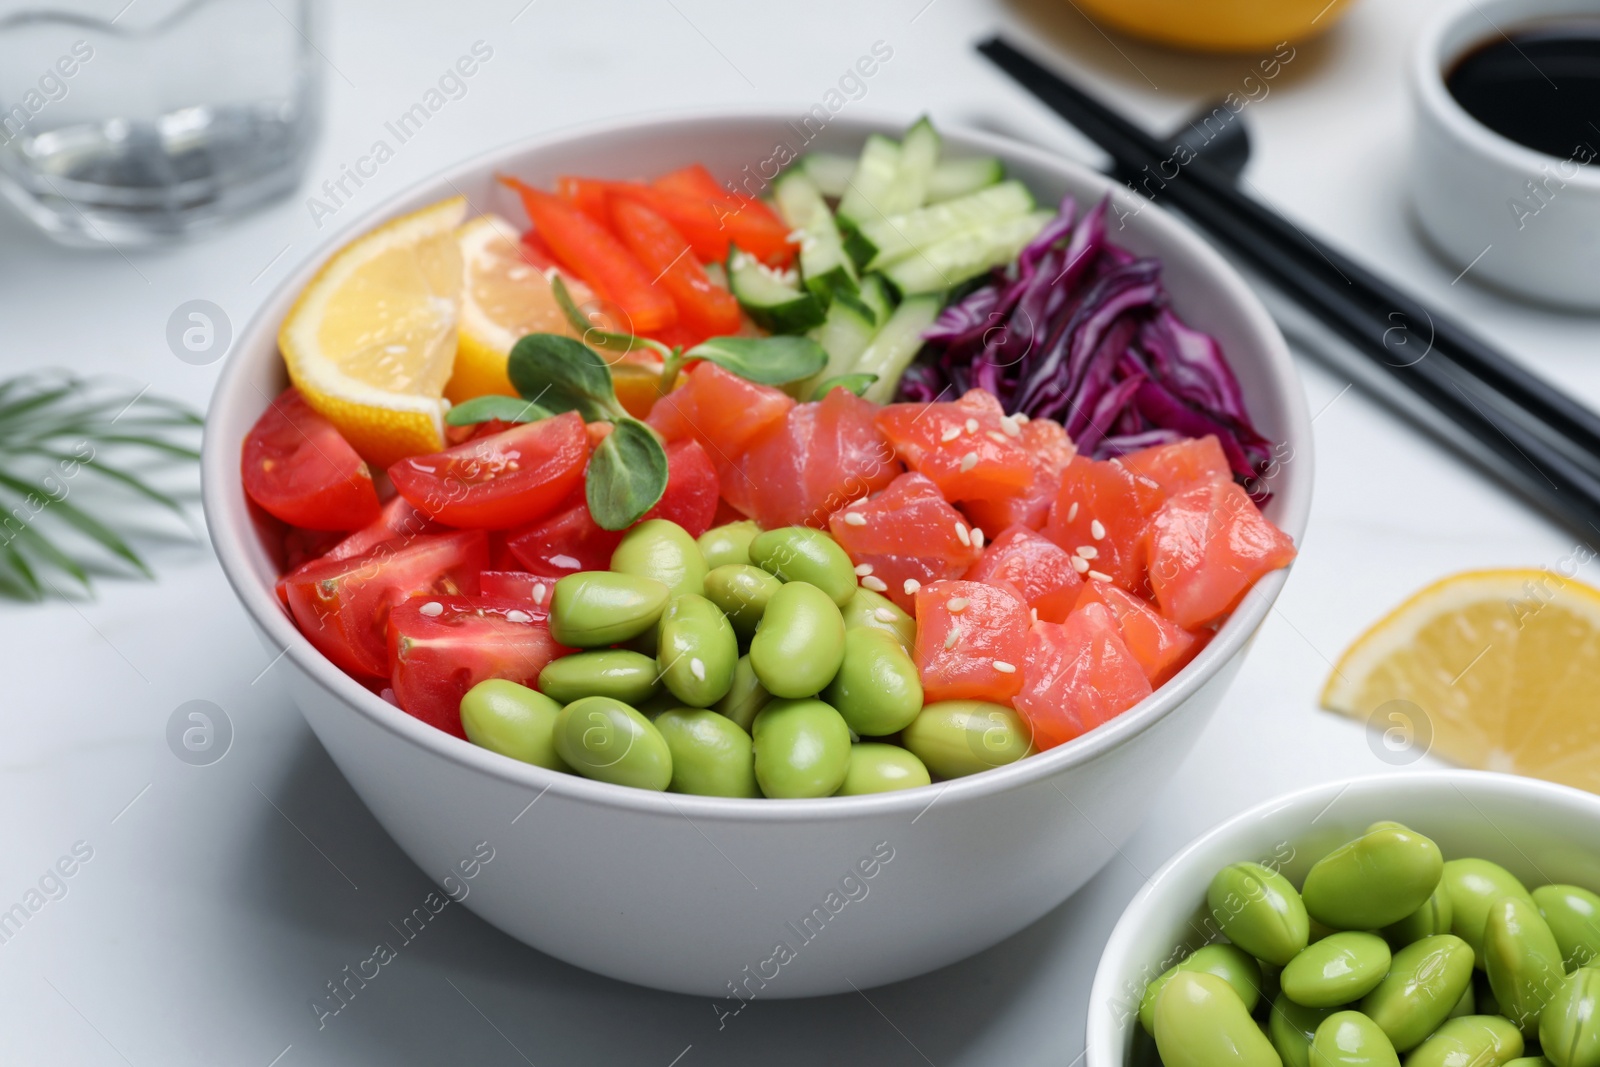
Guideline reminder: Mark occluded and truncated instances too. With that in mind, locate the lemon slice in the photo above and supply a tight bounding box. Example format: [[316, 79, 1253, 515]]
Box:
[[448, 213, 602, 405], [1321, 569, 1600, 792], [278, 196, 467, 468]]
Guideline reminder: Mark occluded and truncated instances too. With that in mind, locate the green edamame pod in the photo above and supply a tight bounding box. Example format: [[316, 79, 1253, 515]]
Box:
[[1139, 943, 1263, 1035], [610, 518, 707, 598], [697, 520, 760, 569], [1153, 971, 1280, 1067], [1207, 862, 1311, 966], [1359, 934, 1475, 1052], [1282, 931, 1391, 1008], [538, 650, 662, 706], [1485, 895, 1566, 1036], [1310, 1011, 1401, 1067], [748, 581, 845, 698], [751, 698, 852, 798], [549, 571, 670, 647], [836, 743, 931, 795], [713, 654, 770, 733], [1442, 859, 1535, 963], [823, 627, 923, 736], [657, 594, 737, 707], [1540, 967, 1600, 1067], [841, 585, 916, 652], [1534, 885, 1600, 971], [460, 679, 570, 772], [1270, 994, 1338, 1067], [900, 700, 1035, 779], [1301, 824, 1443, 930], [1385, 883, 1454, 948], [703, 564, 783, 639], [553, 696, 672, 791], [654, 708, 759, 798], [749, 526, 858, 606], [1405, 1015, 1524, 1067]]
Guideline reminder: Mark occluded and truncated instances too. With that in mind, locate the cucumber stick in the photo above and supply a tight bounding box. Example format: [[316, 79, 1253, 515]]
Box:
[[856, 295, 942, 403], [803, 291, 879, 394], [857, 274, 894, 326], [798, 153, 855, 198], [836, 135, 901, 229], [927, 157, 1005, 202], [773, 170, 856, 302], [857, 181, 1035, 270], [882, 210, 1054, 296], [890, 117, 942, 215], [727, 246, 825, 334]]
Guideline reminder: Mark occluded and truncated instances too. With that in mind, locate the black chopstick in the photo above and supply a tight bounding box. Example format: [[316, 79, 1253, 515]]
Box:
[[977, 36, 1600, 534]]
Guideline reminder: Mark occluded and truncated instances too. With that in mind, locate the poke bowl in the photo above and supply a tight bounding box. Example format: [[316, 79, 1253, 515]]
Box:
[[201, 108, 1313, 997]]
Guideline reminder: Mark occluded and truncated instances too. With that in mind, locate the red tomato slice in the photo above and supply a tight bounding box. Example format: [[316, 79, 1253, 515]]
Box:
[[1014, 603, 1152, 750], [388, 595, 570, 738], [1074, 581, 1199, 686], [647, 362, 795, 465], [963, 524, 1084, 624], [827, 473, 984, 611], [388, 412, 589, 530], [281, 527, 345, 573], [478, 571, 562, 607], [913, 579, 1030, 704], [610, 197, 742, 344], [960, 416, 1076, 534], [241, 388, 381, 531], [1118, 435, 1232, 496], [281, 530, 488, 678], [1044, 455, 1168, 593], [274, 496, 441, 608], [607, 182, 796, 268], [875, 389, 1034, 504], [1142, 480, 1297, 629]]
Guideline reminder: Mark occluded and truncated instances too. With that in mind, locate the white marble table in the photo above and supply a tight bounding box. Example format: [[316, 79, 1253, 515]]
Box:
[[3, 0, 1597, 1063]]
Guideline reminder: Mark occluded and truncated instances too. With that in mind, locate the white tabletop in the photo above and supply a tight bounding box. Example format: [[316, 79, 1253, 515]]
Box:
[[4, 0, 1598, 1063]]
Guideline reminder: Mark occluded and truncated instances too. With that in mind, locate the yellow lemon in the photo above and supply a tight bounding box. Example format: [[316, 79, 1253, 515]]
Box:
[[1073, 0, 1355, 53]]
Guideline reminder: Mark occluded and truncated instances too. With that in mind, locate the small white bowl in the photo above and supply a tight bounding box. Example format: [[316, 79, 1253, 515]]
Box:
[[1410, 0, 1600, 309], [1085, 770, 1600, 1066]]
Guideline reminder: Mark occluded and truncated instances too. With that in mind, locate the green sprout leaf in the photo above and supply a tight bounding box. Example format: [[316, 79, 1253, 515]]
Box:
[[550, 275, 671, 360], [809, 373, 879, 401], [679, 335, 828, 386], [445, 395, 553, 427], [506, 333, 626, 422], [586, 419, 668, 531]]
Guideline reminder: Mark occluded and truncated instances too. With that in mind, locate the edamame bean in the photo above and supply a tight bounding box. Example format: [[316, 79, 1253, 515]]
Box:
[[751, 698, 852, 798], [823, 627, 923, 736], [836, 743, 931, 795], [1302, 824, 1444, 931], [749, 526, 857, 606], [1442, 859, 1535, 963], [697, 520, 760, 569], [1485, 895, 1566, 1036], [1282, 932, 1392, 1008], [1270, 994, 1338, 1067], [1207, 862, 1311, 966], [1153, 971, 1280, 1067], [538, 650, 661, 706], [610, 518, 707, 598], [654, 708, 759, 798], [553, 696, 672, 791], [1504, 1059, 1552, 1067], [713, 654, 769, 733], [1139, 944, 1263, 1035], [703, 564, 782, 639], [1310, 1011, 1401, 1067], [657, 594, 737, 707], [1405, 1015, 1524, 1067], [748, 581, 845, 698], [1541, 968, 1600, 1067], [1533, 885, 1600, 971], [1359, 934, 1475, 1052], [841, 585, 916, 652], [549, 572, 670, 647], [1385, 884, 1454, 948], [460, 679, 570, 772], [900, 700, 1035, 779]]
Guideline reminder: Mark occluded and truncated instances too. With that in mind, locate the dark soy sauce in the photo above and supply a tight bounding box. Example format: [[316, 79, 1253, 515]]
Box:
[[1446, 20, 1600, 160]]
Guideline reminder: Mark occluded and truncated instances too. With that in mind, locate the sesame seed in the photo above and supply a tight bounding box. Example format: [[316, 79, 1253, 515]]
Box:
[[854, 563, 874, 577], [947, 597, 970, 613], [873, 608, 898, 622], [959, 451, 979, 473], [1088, 570, 1113, 582], [532, 582, 547, 605], [690, 657, 706, 681], [1137, 475, 1160, 489], [843, 512, 867, 526], [944, 627, 962, 650], [987, 431, 1010, 445], [1067, 501, 1080, 522], [1090, 519, 1107, 540], [419, 601, 444, 617], [1013, 412, 1030, 424], [862, 576, 888, 592], [940, 426, 962, 443], [903, 579, 921, 596], [999, 415, 1022, 437], [1071, 556, 1090, 574], [972, 527, 985, 549], [955, 522, 971, 546], [992, 660, 1016, 674], [506, 609, 533, 624], [1031, 608, 1039, 623], [965, 418, 979, 434], [1077, 545, 1099, 560]]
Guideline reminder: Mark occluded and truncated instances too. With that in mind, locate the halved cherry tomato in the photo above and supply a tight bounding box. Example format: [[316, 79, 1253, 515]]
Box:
[[388, 412, 589, 530], [913, 579, 1030, 704], [281, 526, 345, 573], [610, 197, 742, 344], [960, 417, 1076, 534], [478, 570, 562, 606], [875, 390, 1035, 504], [963, 524, 1083, 624], [606, 182, 796, 268], [281, 530, 488, 678], [1014, 602, 1151, 750], [388, 595, 570, 738], [242, 388, 381, 531], [1141, 480, 1297, 629], [1074, 581, 1199, 686], [827, 473, 983, 611], [651, 164, 788, 230], [1044, 455, 1168, 592]]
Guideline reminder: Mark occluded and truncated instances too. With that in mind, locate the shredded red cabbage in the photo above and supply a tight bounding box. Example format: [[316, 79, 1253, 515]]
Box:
[[900, 195, 1275, 500]]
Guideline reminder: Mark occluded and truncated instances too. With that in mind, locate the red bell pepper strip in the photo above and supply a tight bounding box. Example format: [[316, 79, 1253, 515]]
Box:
[[652, 164, 787, 230], [608, 182, 796, 269], [610, 197, 742, 344]]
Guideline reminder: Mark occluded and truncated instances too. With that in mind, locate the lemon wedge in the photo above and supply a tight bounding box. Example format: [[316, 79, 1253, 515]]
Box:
[[1321, 568, 1600, 792], [278, 196, 467, 468]]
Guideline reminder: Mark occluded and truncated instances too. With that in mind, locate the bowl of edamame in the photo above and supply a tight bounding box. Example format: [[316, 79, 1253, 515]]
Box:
[[1087, 771, 1600, 1067], [204, 109, 1312, 996]]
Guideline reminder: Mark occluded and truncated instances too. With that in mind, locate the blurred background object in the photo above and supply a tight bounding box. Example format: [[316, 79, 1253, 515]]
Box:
[[1069, 0, 1357, 52], [0, 0, 321, 247]]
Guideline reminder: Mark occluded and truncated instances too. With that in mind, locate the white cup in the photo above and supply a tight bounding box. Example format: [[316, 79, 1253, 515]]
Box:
[[1410, 0, 1600, 309]]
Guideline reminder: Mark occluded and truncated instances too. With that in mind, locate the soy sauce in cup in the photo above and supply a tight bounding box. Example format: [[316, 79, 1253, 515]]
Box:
[[1446, 20, 1600, 160]]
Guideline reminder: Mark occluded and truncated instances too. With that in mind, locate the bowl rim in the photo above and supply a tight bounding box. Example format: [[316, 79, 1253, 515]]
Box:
[[201, 104, 1314, 822]]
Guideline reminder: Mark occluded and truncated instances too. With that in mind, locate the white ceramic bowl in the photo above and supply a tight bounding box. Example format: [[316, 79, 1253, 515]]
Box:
[[1086, 770, 1600, 1065], [1410, 0, 1600, 309], [201, 109, 1312, 998]]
